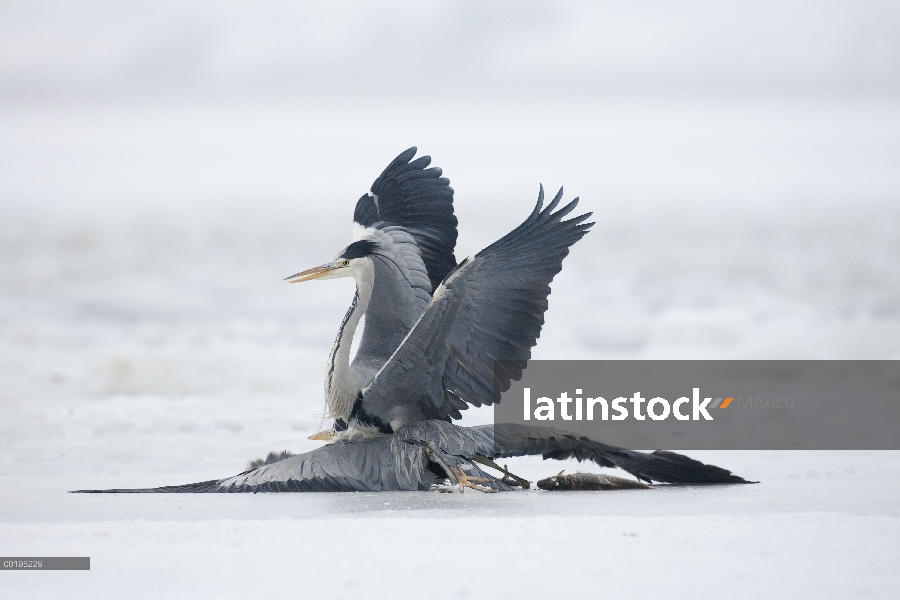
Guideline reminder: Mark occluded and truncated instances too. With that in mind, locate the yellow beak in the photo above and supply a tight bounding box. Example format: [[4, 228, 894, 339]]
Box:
[[308, 429, 337, 442], [284, 261, 342, 283]]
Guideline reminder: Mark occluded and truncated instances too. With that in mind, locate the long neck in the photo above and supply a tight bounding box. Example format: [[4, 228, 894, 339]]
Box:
[[324, 270, 373, 421]]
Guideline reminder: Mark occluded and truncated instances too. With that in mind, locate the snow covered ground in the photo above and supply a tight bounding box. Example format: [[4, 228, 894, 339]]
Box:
[[2, 95, 899, 599]]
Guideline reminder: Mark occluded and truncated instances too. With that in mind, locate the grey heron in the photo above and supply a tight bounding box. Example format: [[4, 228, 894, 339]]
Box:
[[74, 148, 752, 493], [285, 147, 592, 440]]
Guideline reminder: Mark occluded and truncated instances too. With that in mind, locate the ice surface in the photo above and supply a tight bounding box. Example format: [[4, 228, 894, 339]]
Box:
[[2, 97, 899, 597], [2, 457, 899, 599]]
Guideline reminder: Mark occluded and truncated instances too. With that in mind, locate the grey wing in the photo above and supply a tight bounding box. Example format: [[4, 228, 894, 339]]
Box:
[[354, 147, 457, 291], [72, 439, 437, 493], [393, 420, 751, 485], [481, 423, 751, 485], [357, 186, 592, 426], [216, 439, 433, 492]]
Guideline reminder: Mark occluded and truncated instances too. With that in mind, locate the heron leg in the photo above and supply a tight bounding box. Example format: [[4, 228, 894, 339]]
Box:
[[471, 456, 531, 489], [425, 443, 498, 493]]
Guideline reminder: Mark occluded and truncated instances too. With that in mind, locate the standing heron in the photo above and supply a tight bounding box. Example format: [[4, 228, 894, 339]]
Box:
[[284, 148, 459, 435], [75, 149, 752, 493]]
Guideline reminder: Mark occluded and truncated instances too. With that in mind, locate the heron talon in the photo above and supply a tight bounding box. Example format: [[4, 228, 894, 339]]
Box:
[[449, 466, 498, 493]]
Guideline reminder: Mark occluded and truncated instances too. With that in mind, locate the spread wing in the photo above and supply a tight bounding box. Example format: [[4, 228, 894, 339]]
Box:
[[72, 438, 438, 493], [354, 147, 457, 291], [356, 187, 593, 427], [482, 424, 751, 484], [213, 439, 435, 492]]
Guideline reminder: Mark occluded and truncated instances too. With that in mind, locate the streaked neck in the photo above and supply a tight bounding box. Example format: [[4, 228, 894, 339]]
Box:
[[324, 262, 373, 420]]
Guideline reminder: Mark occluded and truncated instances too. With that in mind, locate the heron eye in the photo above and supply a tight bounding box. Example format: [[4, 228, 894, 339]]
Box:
[[341, 259, 350, 266]]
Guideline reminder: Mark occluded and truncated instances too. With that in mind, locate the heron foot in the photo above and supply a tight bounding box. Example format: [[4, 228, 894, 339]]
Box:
[[448, 465, 498, 493], [424, 442, 499, 493]]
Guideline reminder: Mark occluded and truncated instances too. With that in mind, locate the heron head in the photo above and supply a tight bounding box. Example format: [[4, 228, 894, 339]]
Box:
[[284, 240, 377, 283]]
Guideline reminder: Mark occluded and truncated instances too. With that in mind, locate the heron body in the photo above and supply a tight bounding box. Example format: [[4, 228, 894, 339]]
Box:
[[320, 235, 431, 425]]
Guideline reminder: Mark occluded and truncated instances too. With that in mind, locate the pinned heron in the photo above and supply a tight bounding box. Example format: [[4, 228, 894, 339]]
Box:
[[75, 149, 751, 493], [77, 420, 749, 493]]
